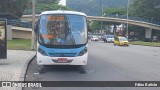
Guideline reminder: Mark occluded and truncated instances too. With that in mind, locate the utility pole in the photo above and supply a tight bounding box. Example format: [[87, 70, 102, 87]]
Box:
[[31, 0, 35, 50], [126, 0, 130, 39]]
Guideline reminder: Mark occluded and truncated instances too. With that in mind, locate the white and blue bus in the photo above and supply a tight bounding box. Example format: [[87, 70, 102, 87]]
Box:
[[36, 10, 88, 65]]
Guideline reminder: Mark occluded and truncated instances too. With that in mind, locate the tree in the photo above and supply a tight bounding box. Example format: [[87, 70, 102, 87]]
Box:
[[67, 0, 129, 16], [103, 8, 126, 16], [130, 0, 160, 21], [0, 0, 29, 18], [90, 21, 101, 32], [24, 0, 70, 15], [102, 8, 126, 35], [35, 3, 69, 14], [90, 7, 126, 34]]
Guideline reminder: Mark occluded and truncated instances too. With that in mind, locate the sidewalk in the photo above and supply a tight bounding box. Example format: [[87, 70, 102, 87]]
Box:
[[0, 50, 36, 90]]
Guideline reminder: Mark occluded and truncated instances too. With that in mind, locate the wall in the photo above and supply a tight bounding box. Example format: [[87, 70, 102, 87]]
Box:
[[12, 27, 32, 39]]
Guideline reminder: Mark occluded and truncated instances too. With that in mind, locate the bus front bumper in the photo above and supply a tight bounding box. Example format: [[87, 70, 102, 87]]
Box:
[[36, 52, 88, 65]]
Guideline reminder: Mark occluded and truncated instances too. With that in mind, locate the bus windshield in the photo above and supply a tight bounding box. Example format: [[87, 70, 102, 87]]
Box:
[[38, 14, 87, 47]]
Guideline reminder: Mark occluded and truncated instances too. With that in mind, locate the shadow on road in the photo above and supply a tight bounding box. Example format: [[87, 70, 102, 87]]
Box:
[[38, 65, 86, 74]]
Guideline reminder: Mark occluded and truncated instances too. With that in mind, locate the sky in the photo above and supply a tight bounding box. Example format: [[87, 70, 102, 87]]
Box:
[[59, 0, 66, 6]]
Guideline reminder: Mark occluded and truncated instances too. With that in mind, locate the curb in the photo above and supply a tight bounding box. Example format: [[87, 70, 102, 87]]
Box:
[[129, 44, 160, 47], [16, 54, 36, 90]]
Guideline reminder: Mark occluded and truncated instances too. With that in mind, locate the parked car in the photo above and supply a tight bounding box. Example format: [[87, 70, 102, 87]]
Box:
[[102, 35, 114, 43], [88, 35, 92, 39], [152, 36, 158, 42], [114, 36, 129, 46], [91, 35, 99, 41]]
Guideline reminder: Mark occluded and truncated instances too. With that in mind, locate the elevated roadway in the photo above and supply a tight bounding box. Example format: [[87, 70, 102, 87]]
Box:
[[87, 16, 160, 30], [21, 15, 160, 30], [21, 15, 160, 39]]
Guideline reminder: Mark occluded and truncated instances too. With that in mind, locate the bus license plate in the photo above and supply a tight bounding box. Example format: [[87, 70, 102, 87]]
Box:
[[58, 58, 67, 63]]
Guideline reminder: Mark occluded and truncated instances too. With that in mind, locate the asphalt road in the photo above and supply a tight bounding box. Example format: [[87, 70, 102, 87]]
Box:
[[23, 41, 160, 90]]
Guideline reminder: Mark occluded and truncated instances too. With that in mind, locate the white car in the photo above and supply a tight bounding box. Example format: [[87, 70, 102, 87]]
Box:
[[103, 35, 114, 43], [91, 36, 99, 41]]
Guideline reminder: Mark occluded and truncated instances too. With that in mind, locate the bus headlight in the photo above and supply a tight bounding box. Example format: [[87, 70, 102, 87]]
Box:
[[38, 47, 48, 56], [78, 48, 87, 56]]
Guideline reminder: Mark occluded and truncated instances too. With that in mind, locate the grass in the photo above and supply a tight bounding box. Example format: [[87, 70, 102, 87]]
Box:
[[7, 39, 160, 50], [129, 41, 160, 47], [7, 39, 34, 50]]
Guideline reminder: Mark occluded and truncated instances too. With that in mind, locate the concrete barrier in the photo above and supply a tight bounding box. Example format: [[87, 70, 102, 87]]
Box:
[[7, 25, 32, 40]]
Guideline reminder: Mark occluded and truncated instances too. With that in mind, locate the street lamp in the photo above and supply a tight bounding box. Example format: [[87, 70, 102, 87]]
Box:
[[126, 0, 130, 39], [101, 4, 104, 33]]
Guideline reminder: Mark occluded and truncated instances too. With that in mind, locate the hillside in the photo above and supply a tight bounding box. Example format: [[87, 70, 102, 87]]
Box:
[[66, 0, 133, 16]]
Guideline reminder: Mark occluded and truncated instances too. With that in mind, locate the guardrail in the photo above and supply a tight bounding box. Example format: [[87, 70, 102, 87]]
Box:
[[7, 20, 32, 28], [107, 15, 160, 25]]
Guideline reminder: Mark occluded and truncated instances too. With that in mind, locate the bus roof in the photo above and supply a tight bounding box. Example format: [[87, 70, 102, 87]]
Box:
[[40, 10, 86, 16]]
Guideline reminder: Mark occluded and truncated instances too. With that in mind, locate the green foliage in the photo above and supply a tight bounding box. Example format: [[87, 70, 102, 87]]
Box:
[[67, 0, 129, 16], [24, 0, 70, 15], [0, 0, 29, 18], [37, 0, 59, 4], [90, 7, 125, 32], [104, 8, 126, 16], [90, 21, 101, 32], [130, 0, 160, 21], [35, 3, 69, 14], [102, 7, 125, 26]]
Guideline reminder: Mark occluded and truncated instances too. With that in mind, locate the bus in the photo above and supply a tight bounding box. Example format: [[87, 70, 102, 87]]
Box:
[[35, 10, 88, 65]]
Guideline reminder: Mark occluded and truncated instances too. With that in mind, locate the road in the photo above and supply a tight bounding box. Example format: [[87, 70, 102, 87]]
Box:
[[23, 41, 160, 90]]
